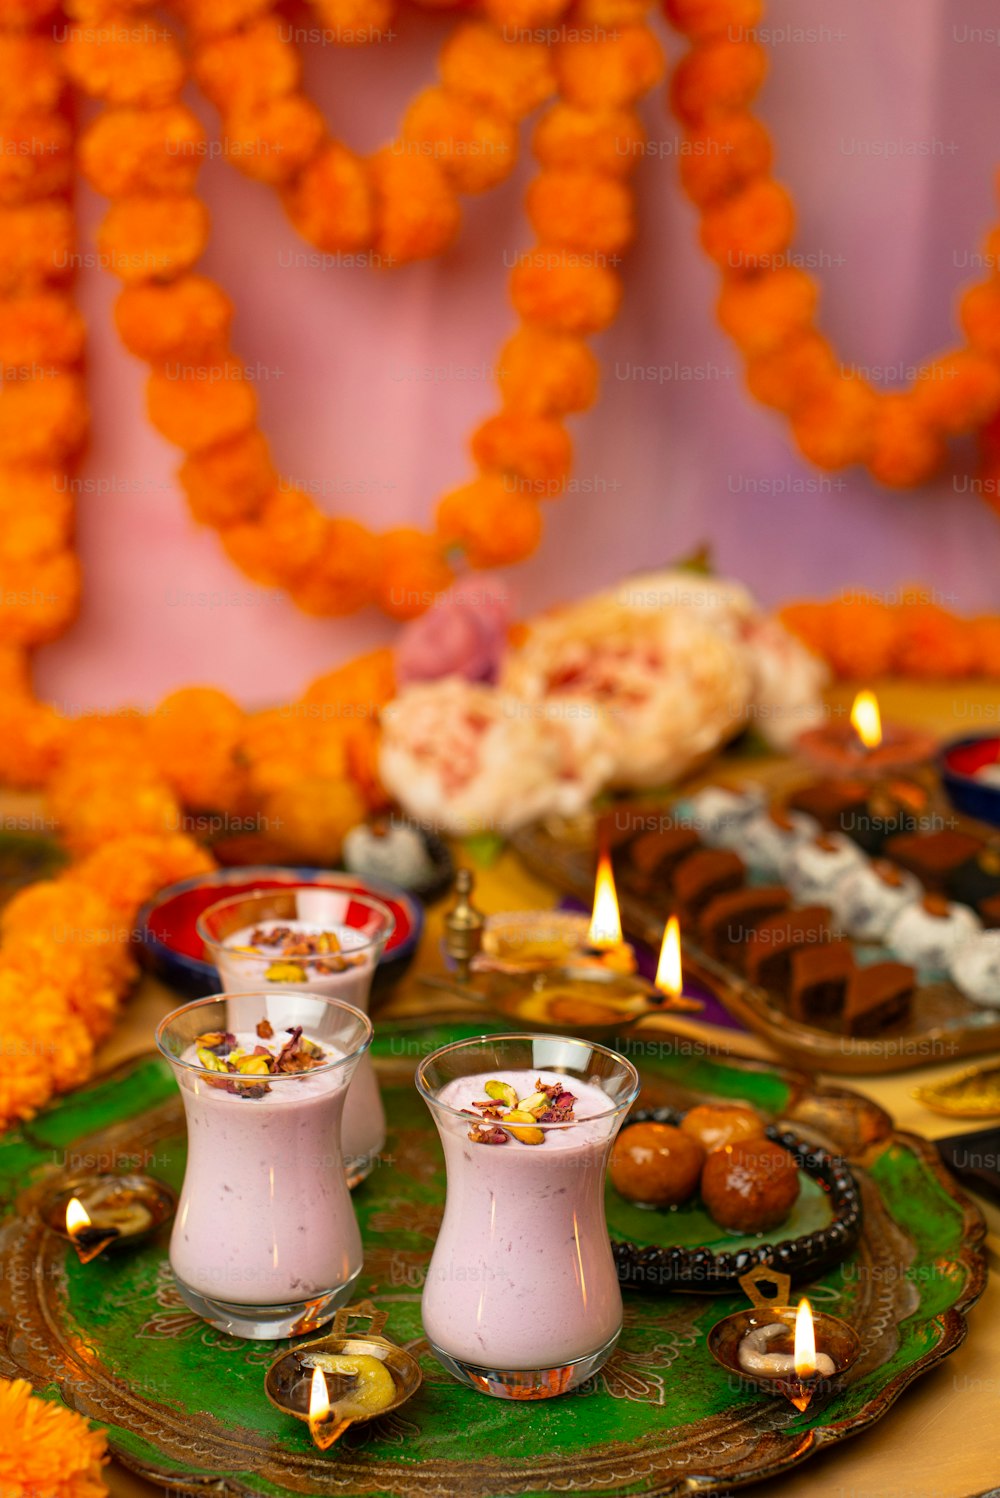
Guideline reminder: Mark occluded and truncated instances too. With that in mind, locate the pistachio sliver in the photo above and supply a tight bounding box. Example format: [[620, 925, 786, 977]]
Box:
[[517, 1090, 551, 1116], [484, 1080, 519, 1110], [503, 1109, 545, 1145], [196, 1046, 230, 1073], [264, 961, 307, 982]]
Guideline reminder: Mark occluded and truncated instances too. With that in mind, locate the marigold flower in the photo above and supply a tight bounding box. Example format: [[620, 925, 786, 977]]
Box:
[[960, 281, 1000, 358], [402, 88, 517, 195], [376, 529, 454, 619], [148, 687, 246, 810], [290, 520, 381, 614], [179, 429, 276, 525], [510, 253, 622, 335], [678, 113, 772, 207], [791, 377, 878, 470], [746, 331, 838, 412], [281, 143, 374, 253], [970, 616, 1000, 675], [310, 0, 396, 43], [0, 373, 87, 463], [193, 18, 300, 111], [369, 148, 461, 263], [240, 710, 348, 798], [63, 24, 185, 107], [481, 0, 569, 22], [893, 604, 978, 678], [664, 0, 762, 39], [263, 775, 367, 864], [439, 25, 556, 120], [532, 104, 646, 178], [67, 0, 160, 15], [0, 35, 62, 115], [0, 646, 31, 697], [699, 178, 794, 270], [0, 202, 73, 294], [867, 393, 946, 489], [79, 104, 206, 197], [527, 170, 634, 255], [671, 39, 767, 124], [74, 831, 216, 915], [223, 96, 326, 185], [97, 196, 209, 284], [471, 411, 572, 494], [146, 359, 257, 452], [0, 115, 71, 207], [0, 696, 68, 788], [498, 325, 599, 414], [0, 466, 73, 561], [48, 759, 180, 854], [911, 350, 1000, 436], [716, 265, 817, 356], [573, 0, 653, 24], [345, 717, 390, 809], [436, 477, 543, 566], [816, 600, 898, 679], [776, 601, 830, 659], [2, 0, 61, 19], [219, 486, 328, 586], [115, 275, 233, 364], [554, 26, 665, 109], [0, 292, 86, 367], [2, 877, 115, 950], [172, 0, 271, 37], [303, 648, 396, 712]]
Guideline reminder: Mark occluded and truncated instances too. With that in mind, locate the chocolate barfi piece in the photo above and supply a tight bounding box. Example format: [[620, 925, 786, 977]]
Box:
[[699, 885, 791, 963], [787, 779, 869, 833], [789, 940, 856, 1024], [672, 848, 745, 920], [842, 961, 915, 1036], [627, 824, 701, 889], [883, 829, 985, 891], [745, 906, 833, 995], [597, 803, 664, 854]]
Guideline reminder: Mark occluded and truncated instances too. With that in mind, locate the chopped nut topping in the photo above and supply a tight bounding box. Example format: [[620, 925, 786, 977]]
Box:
[[466, 1075, 577, 1144], [256, 1019, 274, 1039]]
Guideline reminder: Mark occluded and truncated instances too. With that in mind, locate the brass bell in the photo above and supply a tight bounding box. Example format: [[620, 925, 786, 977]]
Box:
[[443, 867, 485, 982]]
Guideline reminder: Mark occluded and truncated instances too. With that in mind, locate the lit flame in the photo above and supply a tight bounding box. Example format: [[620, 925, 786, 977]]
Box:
[[588, 850, 622, 950], [793, 1298, 817, 1378], [850, 690, 882, 751], [308, 1366, 330, 1426], [65, 1197, 91, 1238], [655, 916, 682, 1000]]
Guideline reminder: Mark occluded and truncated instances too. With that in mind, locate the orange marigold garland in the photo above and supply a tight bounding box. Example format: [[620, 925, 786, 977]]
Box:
[[69, 0, 663, 618], [780, 594, 1000, 680], [665, 0, 1000, 491], [0, 1377, 109, 1498]]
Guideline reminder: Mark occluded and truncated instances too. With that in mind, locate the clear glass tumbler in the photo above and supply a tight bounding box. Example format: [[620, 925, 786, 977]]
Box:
[[416, 1032, 639, 1398], [156, 990, 371, 1340], [197, 887, 394, 1186]]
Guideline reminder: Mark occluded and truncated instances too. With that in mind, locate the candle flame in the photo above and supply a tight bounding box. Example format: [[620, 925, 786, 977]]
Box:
[[588, 850, 622, 950], [794, 1298, 817, 1378], [308, 1366, 330, 1425], [655, 916, 682, 999], [65, 1197, 91, 1238], [850, 690, 882, 751]]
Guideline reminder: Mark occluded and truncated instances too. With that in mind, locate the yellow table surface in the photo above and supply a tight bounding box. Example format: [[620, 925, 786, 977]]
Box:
[[65, 683, 1000, 1497]]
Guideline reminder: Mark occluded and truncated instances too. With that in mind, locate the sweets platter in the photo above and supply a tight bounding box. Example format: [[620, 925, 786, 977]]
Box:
[[0, 1019, 984, 1498]]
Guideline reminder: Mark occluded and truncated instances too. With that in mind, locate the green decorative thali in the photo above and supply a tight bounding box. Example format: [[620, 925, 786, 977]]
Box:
[[0, 1019, 986, 1497]]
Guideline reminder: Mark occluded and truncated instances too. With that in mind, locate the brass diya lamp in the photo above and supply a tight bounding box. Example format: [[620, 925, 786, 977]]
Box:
[[708, 1267, 861, 1413], [265, 1302, 421, 1451], [798, 689, 938, 777], [40, 1173, 176, 1264]]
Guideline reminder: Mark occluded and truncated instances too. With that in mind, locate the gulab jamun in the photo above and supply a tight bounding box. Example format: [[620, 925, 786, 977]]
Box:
[[700, 1138, 801, 1233], [680, 1104, 764, 1155], [610, 1122, 704, 1208]]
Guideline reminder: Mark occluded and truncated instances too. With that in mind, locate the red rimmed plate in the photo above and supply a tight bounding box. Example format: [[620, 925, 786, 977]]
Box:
[[138, 866, 423, 998]]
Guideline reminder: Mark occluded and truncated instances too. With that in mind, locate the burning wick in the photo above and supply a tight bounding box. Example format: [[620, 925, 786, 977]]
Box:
[[737, 1299, 835, 1384], [307, 1366, 347, 1452], [64, 1197, 121, 1264], [850, 690, 882, 753], [587, 849, 623, 951]]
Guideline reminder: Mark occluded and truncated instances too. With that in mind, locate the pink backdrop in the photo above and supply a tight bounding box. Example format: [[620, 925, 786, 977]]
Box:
[[37, 0, 1000, 714]]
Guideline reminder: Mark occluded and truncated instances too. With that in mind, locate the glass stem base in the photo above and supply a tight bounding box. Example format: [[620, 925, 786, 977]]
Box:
[[172, 1267, 362, 1341], [426, 1328, 620, 1399]]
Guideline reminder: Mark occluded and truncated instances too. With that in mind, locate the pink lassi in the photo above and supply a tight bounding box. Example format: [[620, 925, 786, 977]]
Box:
[[421, 1067, 630, 1375]]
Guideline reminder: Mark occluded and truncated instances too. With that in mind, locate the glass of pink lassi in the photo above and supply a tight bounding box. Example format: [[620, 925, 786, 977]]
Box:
[[197, 889, 394, 1187], [416, 1032, 639, 1398], [156, 989, 372, 1340]]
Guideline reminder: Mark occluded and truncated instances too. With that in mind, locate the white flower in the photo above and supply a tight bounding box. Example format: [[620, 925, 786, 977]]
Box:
[[744, 616, 830, 750], [378, 678, 613, 835], [503, 596, 752, 789]]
